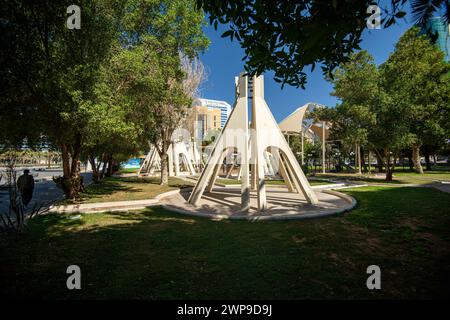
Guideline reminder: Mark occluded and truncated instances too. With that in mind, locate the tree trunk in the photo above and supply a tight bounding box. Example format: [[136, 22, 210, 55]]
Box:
[[61, 144, 71, 178], [408, 154, 414, 171], [356, 143, 362, 174], [411, 145, 423, 174], [424, 146, 432, 171], [100, 155, 108, 180], [160, 152, 169, 185], [360, 147, 367, 172], [425, 154, 431, 171], [56, 140, 83, 199], [89, 155, 100, 183], [384, 151, 394, 181], [106, 154, 114, 177], [375, 153, 384, 173], [385, 165, 393, 181]]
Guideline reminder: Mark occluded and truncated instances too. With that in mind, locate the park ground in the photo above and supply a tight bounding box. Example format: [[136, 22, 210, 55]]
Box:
[[316, 167, 450, 185], [1, 170, 450, 299]]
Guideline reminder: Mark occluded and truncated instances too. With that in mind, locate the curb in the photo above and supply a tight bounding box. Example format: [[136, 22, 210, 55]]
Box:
[[49, 188, 183, 214], [48, 185, 357, 221], [162, 189, 357, 221], [213, 182, 346, 189]]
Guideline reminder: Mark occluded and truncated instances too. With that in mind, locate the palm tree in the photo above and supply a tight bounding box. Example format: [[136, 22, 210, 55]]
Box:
[[410, 0, 450, 26]]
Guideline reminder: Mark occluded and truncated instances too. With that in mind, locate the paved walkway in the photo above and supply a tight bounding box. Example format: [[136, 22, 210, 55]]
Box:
[[15, 175, 448, 221], [49, 189, 179, 214], [0, 168, 93, 213], [424, 182, 450, 194], [161, 186, 355, 220], [46, 181, 356, 220]]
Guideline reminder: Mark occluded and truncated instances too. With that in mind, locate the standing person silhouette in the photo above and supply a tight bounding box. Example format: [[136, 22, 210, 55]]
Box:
[[17, 169, 35, 206]]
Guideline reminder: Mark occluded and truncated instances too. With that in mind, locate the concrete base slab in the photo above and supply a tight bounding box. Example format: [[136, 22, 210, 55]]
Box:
[[162, 186, 356, 221]]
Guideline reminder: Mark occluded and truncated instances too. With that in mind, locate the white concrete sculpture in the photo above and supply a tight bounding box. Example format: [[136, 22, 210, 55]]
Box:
[[188, 73, 318, 211], [188, 140, 203, 170], [138, 141, 196, 177], [138, 145, 159, 176], [279, 103, 330, 172]]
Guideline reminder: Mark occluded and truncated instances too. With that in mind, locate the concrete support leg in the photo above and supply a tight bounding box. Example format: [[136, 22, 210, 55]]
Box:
[[275, 149, 294, 192], [188, 73, 249, 211], [207, 151, 226, 193]]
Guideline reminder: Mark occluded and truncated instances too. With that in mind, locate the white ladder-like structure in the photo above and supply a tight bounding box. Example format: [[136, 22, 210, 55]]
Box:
[[188, 73, 318, 211]]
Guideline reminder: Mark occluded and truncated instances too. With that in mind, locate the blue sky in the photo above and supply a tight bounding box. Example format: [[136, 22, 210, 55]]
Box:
[[199, 8, 414, 122]]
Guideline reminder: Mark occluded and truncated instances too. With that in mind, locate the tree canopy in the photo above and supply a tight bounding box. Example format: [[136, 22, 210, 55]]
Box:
[[381, 27, 450, 173], [314, 28, 450, 180], [197, 0, 449, 88], [1, 0, 209, 197]]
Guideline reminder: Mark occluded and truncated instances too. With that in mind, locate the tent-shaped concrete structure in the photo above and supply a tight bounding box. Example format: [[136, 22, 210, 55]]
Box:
[[279, 103, 330, 173], [188, 73, 318, 211], [138, 141, 196, 177]]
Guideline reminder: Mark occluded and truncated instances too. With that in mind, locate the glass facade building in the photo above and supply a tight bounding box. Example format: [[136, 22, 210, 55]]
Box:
[[193, 98, 232, 128], [421, 17, 450, 62]]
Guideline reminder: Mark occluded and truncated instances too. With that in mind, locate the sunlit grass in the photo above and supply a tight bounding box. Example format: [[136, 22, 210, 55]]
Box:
[[117, 167, 140, 174], [317, 170, 450, 185], [60, 176, 193, 204]]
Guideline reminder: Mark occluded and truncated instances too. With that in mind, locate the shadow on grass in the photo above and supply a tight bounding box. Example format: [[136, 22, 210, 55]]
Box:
[[1, 186, 450, 300]]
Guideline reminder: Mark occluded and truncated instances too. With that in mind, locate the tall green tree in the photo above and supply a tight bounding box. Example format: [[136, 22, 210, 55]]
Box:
[[381, 27, 450, 173], [108, 0, 209, 185], [313, 51, 377, 172], [323, 51, 378, 149], [82, 98, 139, 182], [2, 0, 208, 195], [315, 51, 413, 181], [1, 0, 125, 198]]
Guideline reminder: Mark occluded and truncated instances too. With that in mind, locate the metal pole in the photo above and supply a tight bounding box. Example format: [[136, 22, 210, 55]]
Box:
[[358, 143, 362, 174], [301, 131, 304, 166], [322, 121, 326, 174]]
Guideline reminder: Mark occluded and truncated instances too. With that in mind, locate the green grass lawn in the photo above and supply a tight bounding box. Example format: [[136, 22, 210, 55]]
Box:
[[117, 167, 140, 174], [391, 171, 450, 184], [60, 176, 330, 206], [317, 170, 450, 185], [60, 176, 193, 204], [2, 186, 450, 299]]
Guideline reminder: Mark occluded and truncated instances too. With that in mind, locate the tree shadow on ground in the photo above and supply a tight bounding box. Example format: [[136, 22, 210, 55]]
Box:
[[1, 186, 450, 300]]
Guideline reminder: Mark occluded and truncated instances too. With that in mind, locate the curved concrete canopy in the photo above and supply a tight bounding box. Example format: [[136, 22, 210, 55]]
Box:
[[278, 102, 330, 140]]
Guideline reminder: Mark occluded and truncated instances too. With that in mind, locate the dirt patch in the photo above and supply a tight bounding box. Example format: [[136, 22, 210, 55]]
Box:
[[340, 220, 369, 234], [322, 252, 357, 269], [365, 237, 382, 251], [399, 217, 430, 231], [291, 235, 306, 244]]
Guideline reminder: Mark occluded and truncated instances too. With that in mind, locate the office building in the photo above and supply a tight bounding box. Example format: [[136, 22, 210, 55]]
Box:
[[421, 17, 450, 61]]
